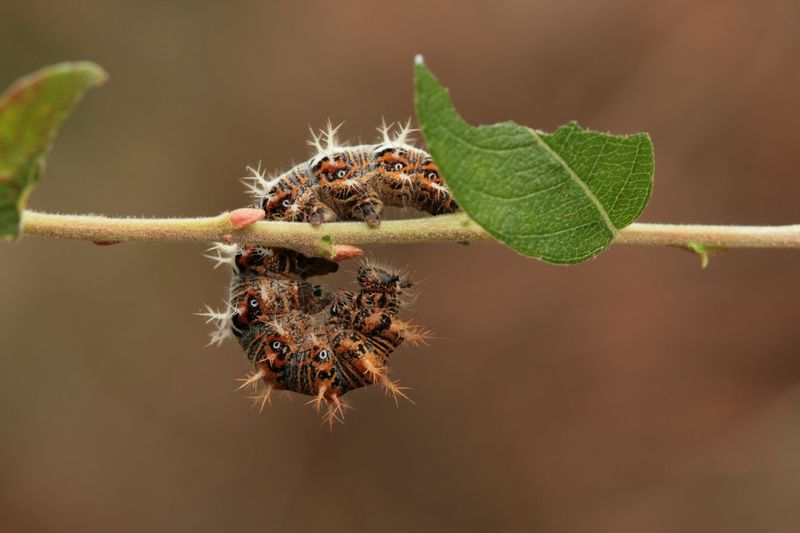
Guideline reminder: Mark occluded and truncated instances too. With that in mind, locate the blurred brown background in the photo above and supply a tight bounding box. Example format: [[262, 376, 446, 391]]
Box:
[[1, 1, 799, 531]]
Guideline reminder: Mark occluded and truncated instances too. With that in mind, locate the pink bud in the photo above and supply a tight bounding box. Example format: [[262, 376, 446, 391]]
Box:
[[229, 208, 265, 229]]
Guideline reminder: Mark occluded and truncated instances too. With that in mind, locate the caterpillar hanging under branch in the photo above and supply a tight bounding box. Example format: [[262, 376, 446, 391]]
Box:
[[202, 122, 458, 428]]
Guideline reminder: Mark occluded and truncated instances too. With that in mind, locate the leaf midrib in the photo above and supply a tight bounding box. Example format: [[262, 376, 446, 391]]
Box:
[[527, 127, 618, 236]]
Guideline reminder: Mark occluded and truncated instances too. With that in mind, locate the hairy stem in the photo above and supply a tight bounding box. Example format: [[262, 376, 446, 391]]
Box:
[[18, 210, 800, 259]]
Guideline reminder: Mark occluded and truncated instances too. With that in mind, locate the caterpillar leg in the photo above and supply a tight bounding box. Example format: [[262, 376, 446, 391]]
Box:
[[303, 197, 338, 226], [264, 187, 337, 228], [320, 180, 384, 227], [351, 193, 384, 228]]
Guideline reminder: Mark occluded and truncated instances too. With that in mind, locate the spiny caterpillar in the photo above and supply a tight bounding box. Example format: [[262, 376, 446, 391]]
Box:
[[203, 122, 457, 428], [246, 120, 458, 227]]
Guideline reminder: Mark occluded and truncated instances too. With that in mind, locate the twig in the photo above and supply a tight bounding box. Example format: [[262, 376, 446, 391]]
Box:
[[18, 210, 800, 259]]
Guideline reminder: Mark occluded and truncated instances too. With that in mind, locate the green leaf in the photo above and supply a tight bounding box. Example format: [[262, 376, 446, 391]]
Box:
[[414, 58, 654, 264], [0, 62, 108, 239]]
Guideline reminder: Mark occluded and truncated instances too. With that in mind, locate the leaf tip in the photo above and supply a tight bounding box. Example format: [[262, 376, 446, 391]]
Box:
[[70, 61, 110, 85], [414, 54, 425, 66], [0, 61, 109, 240]]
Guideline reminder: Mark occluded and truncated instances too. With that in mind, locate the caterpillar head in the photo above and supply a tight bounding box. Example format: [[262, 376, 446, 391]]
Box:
[[353, 265, 414, 318], [357, 265, 412, 293]]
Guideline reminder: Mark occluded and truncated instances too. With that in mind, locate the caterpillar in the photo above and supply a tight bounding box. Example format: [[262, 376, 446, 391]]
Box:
[[203, 122, 457, 428], [248, 121, 459, 227]]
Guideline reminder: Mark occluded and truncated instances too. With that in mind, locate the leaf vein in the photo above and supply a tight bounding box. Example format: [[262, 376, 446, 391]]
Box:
[[527, 128, 618, 235]]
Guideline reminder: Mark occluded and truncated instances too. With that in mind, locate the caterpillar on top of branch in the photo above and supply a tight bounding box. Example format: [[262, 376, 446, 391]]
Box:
[[246, 120, 459, 227]]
